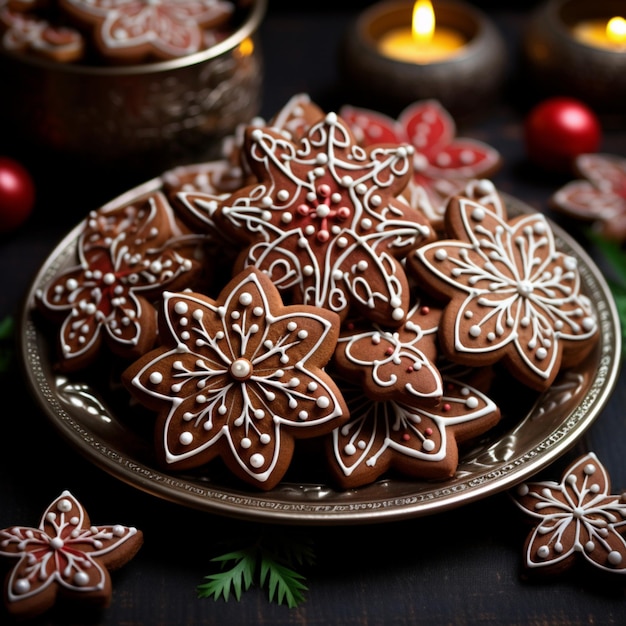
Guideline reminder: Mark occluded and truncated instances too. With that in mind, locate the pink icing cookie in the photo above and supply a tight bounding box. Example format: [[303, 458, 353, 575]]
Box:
[[36, 191, 204, 372], [340, 100, 502, 230], [326, 371, 500, 488], [551, 153, 626, 242], [407, 196, 598, 391], [178, 111, 434, 327], [0, 491, 142, 620], [512, 452, 626, 576], [58, 0, 234, 63], [122, 267, 349, 490], [333, 298, 443, 407]]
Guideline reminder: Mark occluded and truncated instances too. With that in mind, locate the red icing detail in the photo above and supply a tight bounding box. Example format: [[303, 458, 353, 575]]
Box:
[[442, 403, 451, 412], [425, 428, 433, 436], [385, 346, 394, 355], [420, 306, 430, 315], [402, 433, 410, 441]]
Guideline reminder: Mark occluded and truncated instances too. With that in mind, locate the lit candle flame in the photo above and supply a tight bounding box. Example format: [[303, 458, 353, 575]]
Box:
[[606, 16, 626, 45], [412, 0, 435, 44]]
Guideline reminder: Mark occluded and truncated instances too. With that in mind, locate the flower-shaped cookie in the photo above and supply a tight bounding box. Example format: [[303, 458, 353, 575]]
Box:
[[36, 191, 203, 371], [59, 0, 233, 62], [0, 2, 84, 62], [334, 299, 443, 406], [327, 373, 500, 488], [551, 153, 626, 242], [408, 196, 598, 391], [340, 100, 501, 228], [0, 491, 142, 620], [512, 453, 626, 576], [178, 111, 433, 327], [123, 267, 348, 490]]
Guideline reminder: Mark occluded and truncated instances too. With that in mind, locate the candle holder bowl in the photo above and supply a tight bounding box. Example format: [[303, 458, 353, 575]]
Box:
[[524, 0, 626, 121], [339, 0, 507, 119], [0, 0, 266, 179]]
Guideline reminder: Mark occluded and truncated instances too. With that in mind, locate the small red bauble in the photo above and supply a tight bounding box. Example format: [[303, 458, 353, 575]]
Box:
[[523, 97, 602, 173], [0, 157, 36, 233]]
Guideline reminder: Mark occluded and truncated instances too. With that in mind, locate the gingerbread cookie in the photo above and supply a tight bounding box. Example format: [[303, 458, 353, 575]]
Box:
[[0, 491, 142, 620], [407, 195, 598, 391], [122, 267, 348, 490], [326, 371, 500, 488], [340, 100, 502, 230], [178, 111, 434, 327], [551, 153, 626, 242], [0, 2, 84, 62], [512, 452, 626, 576], [333, 298, 443, 407], [36, 191, 204, 372], [59, 0, 234, 63]]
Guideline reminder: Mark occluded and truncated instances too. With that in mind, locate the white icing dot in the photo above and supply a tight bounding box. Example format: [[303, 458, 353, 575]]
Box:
[[344, 443, 356, 455], [239, 292, 253, 306], [536, 347, 547, 360], [584, 463, 596, 475], [253, 306, 264, 316], [260, 434, 271, 444], [360, 218, 372, 230], [392, 308, 404, 321], [584, 540, 595, 552], [174, 301, 188, 315], [57, 498, 72, 512], [250, 453, 264, 468], [149, 371, 163, 384], [608, 551, 623, 565], [422, 440, 436, 452], [230, 359, 252, 380], [469, 325, 482, 338], [74, 571, 90, 586], [298, 410, 308, 420], [465, 396, 479, 409], [179, 432, 193, 446], [241, 437, 251, 449], [316, 396, 330, 409], [471, 208, 485, 221], [50, 537, 64, 550], [537, 545, 550, 559], [517, 484, 529, 496], [14, 579, 30, 594], [434, 249, 448, 261]]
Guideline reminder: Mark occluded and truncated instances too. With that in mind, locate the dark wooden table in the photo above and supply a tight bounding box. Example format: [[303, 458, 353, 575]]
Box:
[[2, 3, 626, 624]]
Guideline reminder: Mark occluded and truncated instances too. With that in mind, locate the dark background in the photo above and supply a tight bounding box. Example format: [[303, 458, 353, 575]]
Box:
[[1, 2, 626, 625]]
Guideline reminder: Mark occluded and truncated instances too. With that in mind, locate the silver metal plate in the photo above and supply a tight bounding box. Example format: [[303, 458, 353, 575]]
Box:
[[19, 183, 622, 524]]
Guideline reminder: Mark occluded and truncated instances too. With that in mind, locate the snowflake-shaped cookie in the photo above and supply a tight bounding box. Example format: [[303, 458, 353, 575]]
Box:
[[551, 153, 626, 242], [178, 111, 433, 327], [333, 299, 443, 406], [340, 100, 501, 229], [36, 191, 203, 371], [59, 0, 233, 62], [327, 373, 500, 488], [0, 3, 84, 62], [512, 453, 626, 575], [407, 196, 598, 390], [0, 491, 142, 620], [123, 267, 348, 490]]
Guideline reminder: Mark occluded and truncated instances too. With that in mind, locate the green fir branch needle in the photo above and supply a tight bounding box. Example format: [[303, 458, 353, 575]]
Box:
[[196, 527, 315, 608]]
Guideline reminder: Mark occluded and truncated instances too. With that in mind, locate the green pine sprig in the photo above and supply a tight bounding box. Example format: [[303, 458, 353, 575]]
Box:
[[197, 527, 315, 608], [586, 230, 626, 361], [0, 316, 15, 373]]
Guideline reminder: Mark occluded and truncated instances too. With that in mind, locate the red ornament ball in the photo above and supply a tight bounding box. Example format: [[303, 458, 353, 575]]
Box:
[[0, 157, 36, 233], [523, 97, 602, 173]]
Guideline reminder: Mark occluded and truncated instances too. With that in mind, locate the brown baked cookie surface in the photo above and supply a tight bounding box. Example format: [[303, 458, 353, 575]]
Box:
[[512, 452, 626, 576], [0, 491, 142, 620], [407, 195, 599, 391], [179, 111, 434, 327], [123, 267, 348, 490], [35, 191, 204, 372]]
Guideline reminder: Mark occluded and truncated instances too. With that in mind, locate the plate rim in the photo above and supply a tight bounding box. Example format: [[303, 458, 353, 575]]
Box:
[[18, 183, 623, 525]]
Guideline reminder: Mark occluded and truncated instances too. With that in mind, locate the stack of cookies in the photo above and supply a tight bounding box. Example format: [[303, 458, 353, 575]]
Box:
[[35, 94, 600, 491]]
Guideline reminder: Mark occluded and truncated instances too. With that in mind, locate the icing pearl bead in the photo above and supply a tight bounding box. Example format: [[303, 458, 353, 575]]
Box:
[[422, 439, 436, 452], [149, 371, 163, 384], [50, 537, 64, 550], [241, 437, 251, 449], [608, 551, 623, 565], [230, 358, 253, 380], [174, 301, 188, 315], [57, 498, 72, 512], [74, 571, 91, 586], [239, 292, 253, 306], [179, 432, 193, 445], [250, 453, 264, 468], [537, 545, 550, 559], [260, 434, 271, 444], [14, 579, 30, 594]]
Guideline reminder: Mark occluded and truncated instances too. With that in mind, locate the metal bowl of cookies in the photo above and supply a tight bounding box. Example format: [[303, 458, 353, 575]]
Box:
[[0, 0, 266, 176]]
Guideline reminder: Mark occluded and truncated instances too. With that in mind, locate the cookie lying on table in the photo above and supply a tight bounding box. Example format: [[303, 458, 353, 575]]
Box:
[[0, 491, 142, 620]]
